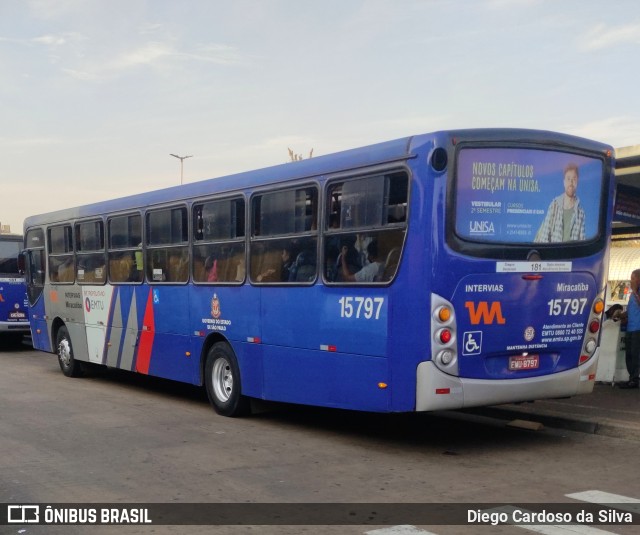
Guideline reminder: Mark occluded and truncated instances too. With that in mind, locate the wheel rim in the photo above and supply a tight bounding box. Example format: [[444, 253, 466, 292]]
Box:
[[58, 338, 71, 367], [212, 357, 233, 403]]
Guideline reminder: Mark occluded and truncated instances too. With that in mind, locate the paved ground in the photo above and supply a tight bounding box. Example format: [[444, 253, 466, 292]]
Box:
[[4, 334, 640, 440], [472, 382, 640, 440], [2, 339, 640, 535]]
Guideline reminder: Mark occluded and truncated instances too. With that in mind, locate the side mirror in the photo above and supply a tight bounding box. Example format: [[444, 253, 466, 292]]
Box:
[[17, 251, 26, 275]]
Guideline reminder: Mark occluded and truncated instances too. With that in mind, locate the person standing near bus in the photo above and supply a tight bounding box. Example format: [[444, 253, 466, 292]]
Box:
[[534, 163, 586, 243], [616, 268, 640, 389]]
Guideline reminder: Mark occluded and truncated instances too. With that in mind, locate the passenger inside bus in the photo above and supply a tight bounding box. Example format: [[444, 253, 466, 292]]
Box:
[[287, 249, 316, 282], [340, 240, 383, 282], [205, 256, 218, 282], [255, 245, 294, 282], [252, 239, 317, 283]]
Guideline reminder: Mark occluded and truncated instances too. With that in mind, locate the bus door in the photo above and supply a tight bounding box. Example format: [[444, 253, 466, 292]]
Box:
[[23, 229, 50, 350]]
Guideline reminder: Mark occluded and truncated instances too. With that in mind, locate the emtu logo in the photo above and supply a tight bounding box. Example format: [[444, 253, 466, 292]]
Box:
[[465, 301, 506, 325]]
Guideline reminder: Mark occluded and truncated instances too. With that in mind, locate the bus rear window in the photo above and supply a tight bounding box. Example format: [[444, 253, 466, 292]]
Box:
[[455, 147, 603, 244]]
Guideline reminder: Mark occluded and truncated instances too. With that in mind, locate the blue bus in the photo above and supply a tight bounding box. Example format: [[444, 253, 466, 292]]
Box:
[[0, 233, 29, 343], [23, 129, 615, 416]]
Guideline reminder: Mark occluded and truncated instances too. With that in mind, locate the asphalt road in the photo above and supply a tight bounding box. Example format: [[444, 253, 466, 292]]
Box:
[[2, 341, 639, 535]]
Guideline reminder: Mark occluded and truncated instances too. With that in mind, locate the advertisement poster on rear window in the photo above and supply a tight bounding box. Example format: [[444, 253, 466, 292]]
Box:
[[456, 148, 603, 244]]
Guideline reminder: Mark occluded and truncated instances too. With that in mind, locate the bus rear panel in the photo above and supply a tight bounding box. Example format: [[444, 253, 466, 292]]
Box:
[[0, 234, 29, 339], [418, 132, 613, 410]]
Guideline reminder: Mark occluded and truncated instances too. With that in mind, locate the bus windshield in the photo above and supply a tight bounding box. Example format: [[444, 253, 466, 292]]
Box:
[[0, 240, 21, 276], [455, 147, 604, 244]]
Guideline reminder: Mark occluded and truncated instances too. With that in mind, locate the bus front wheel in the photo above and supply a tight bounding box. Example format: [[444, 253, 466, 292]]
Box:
[[204, 343, 250, 417], [56, 326, 83, 378]]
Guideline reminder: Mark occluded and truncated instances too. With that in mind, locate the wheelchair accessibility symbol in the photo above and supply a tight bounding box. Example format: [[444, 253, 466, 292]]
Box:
[[462, 331, 482, 355]]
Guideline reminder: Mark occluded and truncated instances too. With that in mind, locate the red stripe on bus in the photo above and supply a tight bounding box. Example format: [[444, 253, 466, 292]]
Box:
[[136, 290, 155, 374]]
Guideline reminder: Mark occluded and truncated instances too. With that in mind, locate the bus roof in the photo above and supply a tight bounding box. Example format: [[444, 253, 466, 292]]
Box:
[[24, 134, 415, 229], [23, 128, 612, 229]]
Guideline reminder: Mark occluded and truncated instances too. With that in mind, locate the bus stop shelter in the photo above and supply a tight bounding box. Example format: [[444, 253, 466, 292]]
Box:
[[613, 144, 640, 236], [597, 145, 640, 383]]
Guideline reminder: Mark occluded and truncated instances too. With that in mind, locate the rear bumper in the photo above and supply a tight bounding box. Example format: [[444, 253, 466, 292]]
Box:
[[416, 350, 599, 411], [0, 321, 30, 333]]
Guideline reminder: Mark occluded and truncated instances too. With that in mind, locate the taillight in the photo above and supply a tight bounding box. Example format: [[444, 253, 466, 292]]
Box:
[[593, 299, 604, 315], [439, 350, 453, 365], [437, 306, 451, 323], [431, 294, 458, 375], [579, 293, 606, 364], [438, 329, 452, 344]]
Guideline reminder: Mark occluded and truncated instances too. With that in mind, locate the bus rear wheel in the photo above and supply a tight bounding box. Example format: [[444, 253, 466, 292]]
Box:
[[204, 342, 250, 417], [56, 326, 83, 378]]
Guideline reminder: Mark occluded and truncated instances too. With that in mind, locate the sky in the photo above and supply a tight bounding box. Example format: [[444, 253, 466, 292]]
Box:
[[1, 0, 639, 233]]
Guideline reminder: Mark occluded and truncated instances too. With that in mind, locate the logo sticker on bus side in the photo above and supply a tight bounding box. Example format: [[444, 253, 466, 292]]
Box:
[[462, 331, 482, 355], [464, 301, 506, 325], [201, 293, 232, 332], [211, 294, 221, 319]]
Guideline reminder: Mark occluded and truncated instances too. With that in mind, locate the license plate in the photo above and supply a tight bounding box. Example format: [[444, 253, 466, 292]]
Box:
[[509, 354, 539, 371]]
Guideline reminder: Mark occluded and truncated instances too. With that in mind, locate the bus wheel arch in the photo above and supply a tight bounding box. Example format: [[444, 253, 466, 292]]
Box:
[[199, 333, 228, 385], [54, 321, 83, 378], [203, 339, 250, 417], [51, 317, 65, 351]]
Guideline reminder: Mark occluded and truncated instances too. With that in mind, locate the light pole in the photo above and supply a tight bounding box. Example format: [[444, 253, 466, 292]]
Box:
[[170, 153, 193, 184]]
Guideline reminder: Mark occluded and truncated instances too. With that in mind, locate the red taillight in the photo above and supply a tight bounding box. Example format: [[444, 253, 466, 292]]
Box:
[[439, 329, 452, 344], [589, 320, 600, 333]]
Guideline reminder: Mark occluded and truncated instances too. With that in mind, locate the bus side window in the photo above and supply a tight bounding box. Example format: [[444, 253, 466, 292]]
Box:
[[192, 198, 246, 284], [108, 214, 142, 284], [146, 206, 189, 284], [75, 220, 106, 285], [250, 187, 318, 285], [324, 171, 408, 284], [48, 224, 74, 284]]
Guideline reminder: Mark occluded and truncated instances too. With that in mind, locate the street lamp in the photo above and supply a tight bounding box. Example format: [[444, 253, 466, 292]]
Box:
[[170, 153, 193, 184]]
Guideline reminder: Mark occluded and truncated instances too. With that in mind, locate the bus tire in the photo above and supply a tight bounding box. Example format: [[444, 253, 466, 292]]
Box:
[[56, 326, 83, 378], [204, 342, 250, 417]]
